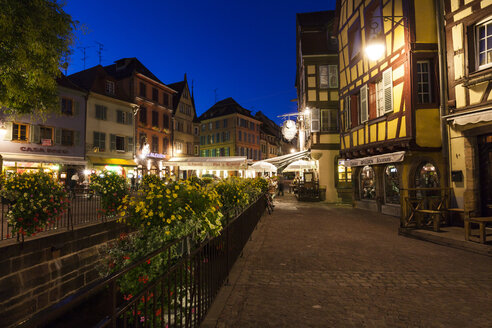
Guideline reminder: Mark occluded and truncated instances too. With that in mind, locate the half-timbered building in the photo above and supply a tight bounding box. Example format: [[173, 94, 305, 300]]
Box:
[[336, 0, 445, 216], [444, 0, 492, 217]]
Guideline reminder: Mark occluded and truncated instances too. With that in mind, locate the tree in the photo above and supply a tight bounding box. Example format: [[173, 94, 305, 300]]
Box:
[[0, 0, 75, 116]]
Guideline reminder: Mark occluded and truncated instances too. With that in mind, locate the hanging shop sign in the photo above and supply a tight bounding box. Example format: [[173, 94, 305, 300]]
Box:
[[344, 151, 405, 167], [282, 120, 297, 141]]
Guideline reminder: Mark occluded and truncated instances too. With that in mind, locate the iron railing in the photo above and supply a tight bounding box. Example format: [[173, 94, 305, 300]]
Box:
[[18, 194, 267, 328], [1, 192, 108, 242]]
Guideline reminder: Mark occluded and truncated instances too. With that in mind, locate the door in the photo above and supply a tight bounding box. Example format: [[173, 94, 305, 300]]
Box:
[[478, 133, 492, 216]]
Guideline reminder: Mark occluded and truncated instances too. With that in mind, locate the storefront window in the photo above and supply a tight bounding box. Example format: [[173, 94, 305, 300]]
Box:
[[384, 165, 400, 204], [360, 165, 376, 200], [415, 162, 439, 188], [337, 160, 352, 184]]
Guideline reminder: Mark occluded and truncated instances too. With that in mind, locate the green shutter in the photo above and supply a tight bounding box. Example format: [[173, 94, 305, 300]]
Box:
[[110, 134, 116, 151], [54, 128, 62, 145], [126, 136, 134, 152]]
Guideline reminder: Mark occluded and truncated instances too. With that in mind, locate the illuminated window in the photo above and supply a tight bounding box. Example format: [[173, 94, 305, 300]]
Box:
[[360, 166, 376, 200], [12, 123, 28, 141], [337, 161, 352, 184], [415, 162, 440, 188], [384, 165, 400, 204]]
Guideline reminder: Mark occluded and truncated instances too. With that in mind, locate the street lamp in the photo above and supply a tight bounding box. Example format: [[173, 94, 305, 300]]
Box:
[[364, 16, 406, 61]]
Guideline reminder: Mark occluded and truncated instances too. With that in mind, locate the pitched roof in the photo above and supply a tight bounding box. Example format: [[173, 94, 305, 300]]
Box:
[[56, 72, 86, 93], [198, 97, 256, 121], [68, 65, 133, 102], [297, 10, 338, 55], [167, 80, 186, 112], [255, 111, 281, 138], [104, 58, 164, 84]]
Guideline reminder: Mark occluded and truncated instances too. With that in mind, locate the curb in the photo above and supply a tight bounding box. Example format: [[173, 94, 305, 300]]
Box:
[[398, 228, 492, 257]]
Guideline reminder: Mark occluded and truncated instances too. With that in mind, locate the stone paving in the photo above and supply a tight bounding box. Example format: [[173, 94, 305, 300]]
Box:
[[203, 194, 492, 328]]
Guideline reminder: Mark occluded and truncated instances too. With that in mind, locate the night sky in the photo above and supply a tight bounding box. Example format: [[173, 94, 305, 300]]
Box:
[[63, 0, 337, 125]]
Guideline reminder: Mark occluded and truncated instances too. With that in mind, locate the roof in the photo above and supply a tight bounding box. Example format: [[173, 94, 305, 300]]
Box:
[[56, 72, 86, 93], [68, 65, 133, 102], [104, 58, 164, 84], [255, 111, 281, 138], [198, 97, 257, 121], [167, 80, 186, 112], [296, 10, 338, 55]]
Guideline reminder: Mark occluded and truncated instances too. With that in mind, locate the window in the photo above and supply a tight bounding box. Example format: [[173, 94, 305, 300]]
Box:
[[477, 18, 492, 69], [209, 122, 212, 130], [12, 123, 28, 141], [360, 85, 368, 123], [152, 111, 159, 127], [194, 127, 199, 136], [226, 131, 230, 141], [95, 105, 107, 120], [163, 115, 169, 129], [215, 121, 220, 129], [348, 19, 362, 61], [360, 166, 376, 200], [139, 133, 147, 148], [93, 132, 106, 151], [152, 136, 159, 153], [200, 136, 205, 145], [61, 98, 73, 115], [139, 82, 146, 97], [163, 94, 169, 106], [329, 65, 338, 88], [250, 121, 255, 130], [152, 88, 158, 101], [61, 129, 74, 146], [194, 145, 199, 156], [163, 138, 169, 154], [226, 147, 230, 156], [377, 67, 393, 116], [343, 97, 351, 130], [115, 135, 125, 152], [105, 81, 115, 95], [337, 160, 352, 184], [320, 109, 338, 132], [415, 162, 440, 188], [417, 61, 432, 104], [140, 107, 147, 124], [223, 119, 228, 128], [238, 131, 242, 141], [212, 148, 216, 157], [319, 65, 329, 88], [220, 148, 225, 156], [116, 110, 126, 124], [384, 165, 400, 204], [201, 124, 206, 131], [40, 126, 53, 142]]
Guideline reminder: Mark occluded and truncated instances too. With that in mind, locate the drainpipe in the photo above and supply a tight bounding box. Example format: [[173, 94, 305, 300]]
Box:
[[435, 0, 449, 189]]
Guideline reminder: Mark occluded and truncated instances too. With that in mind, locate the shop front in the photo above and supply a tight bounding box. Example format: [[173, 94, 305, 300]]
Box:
[[162, 157, 248, 179], [346, 150, 446, 218], [87, 155, 138, 184]]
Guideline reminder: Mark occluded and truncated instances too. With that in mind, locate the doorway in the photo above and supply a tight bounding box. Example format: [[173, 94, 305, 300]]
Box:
[[478, 133, 492, 216]]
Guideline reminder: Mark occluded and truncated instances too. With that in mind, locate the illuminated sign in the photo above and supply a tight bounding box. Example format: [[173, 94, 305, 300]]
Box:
[[282, 120, 297, 141]]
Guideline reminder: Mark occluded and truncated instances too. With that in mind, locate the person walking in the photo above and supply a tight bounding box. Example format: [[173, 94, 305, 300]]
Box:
[[278, 174, 285, 196]]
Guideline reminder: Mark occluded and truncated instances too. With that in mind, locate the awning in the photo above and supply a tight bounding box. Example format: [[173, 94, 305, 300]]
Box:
[[1, 153, 86, 166], [344, 151, 405, 167], [162, 156, 248, 170], [87, 156, 136, 166], [263, 150, 310, 171], [449, 110, 492, 126]]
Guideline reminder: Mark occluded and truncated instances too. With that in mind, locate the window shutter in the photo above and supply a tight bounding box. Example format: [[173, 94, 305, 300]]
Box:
[[54, 128, 62, 145], [74, 101, 80, 116], [101, 133, 106, 151], [103, 106, 108, 120], [110, 134, 116, 151], [74, 131, 80, 146], [126, 112, 133, 125], [311, 107, 320, 132], [344, 97, 351, 130], [383, 68, 393, 114], [360, 85, 368, 123], [127, 136, 134, 152], [3, 122, 12, 141], [30, 125, 40, 143]]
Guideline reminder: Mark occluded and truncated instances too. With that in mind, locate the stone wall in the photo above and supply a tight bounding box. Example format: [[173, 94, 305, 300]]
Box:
[[0, 221, 129, 327]]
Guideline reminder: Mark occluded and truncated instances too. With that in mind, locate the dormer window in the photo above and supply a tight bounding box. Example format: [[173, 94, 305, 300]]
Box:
[[105, 81, 115, 95]]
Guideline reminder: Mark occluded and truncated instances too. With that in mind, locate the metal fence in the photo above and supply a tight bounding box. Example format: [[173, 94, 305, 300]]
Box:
[[19, 194, 267, 328], [1, 193, 107, 242]]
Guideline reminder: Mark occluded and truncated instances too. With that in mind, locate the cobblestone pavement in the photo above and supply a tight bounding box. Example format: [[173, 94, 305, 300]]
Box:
[[206, 194, 492, 328]]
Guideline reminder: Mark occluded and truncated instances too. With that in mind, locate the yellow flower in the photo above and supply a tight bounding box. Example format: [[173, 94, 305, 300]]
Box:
[[165, 231, 170, 235], [172, 193, 178, 198]]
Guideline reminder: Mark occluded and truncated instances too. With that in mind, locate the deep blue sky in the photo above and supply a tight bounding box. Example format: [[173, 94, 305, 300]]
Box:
[[64, 0, 336, 125]]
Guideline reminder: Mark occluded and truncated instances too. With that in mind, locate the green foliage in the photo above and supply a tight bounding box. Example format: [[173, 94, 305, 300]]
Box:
[[214, 177, 250, 216], [140, 174, 163, 190], [0, 0, 75, 115], [89, 171, 128, 217], [251, 177, 269, 194], [119, 179, 223, 240], [0, 171, 68, 237]]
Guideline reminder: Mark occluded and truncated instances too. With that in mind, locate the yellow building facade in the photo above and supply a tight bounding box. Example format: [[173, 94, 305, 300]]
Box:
[[444, 0, 492, 217], [336, 0, 445, 216]]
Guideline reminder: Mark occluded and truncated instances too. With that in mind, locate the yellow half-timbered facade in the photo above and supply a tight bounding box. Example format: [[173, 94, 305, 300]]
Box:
[[336, 0, 445, 216], [444, 0, 492, 218]]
